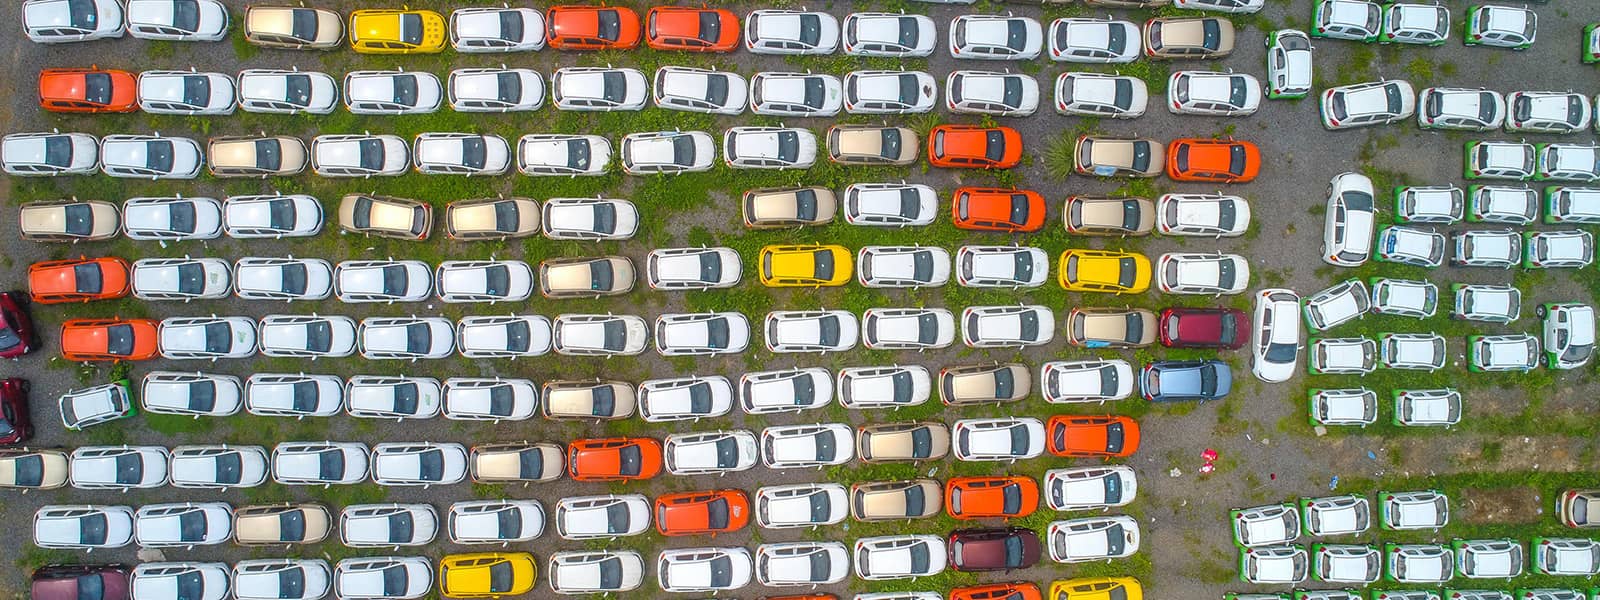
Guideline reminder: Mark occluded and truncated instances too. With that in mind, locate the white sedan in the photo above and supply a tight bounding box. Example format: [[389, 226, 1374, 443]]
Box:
[[951, 417, 1046, 461], [137, 70, 235, 115], [449, 67, 545, 112], [1168, 71, 1261, 116], [234, 257, 335, 301], [749, 72, 843, 117], [342, 70, 443, 115], [131, 257, 231, 300], [764, 310, 859, 353], [1156, 253, 1250, 294], [550, 67, 648, 111], [357, 317, 456, 360], [158, 316, 257, 360], [434, 260, 534, 303]]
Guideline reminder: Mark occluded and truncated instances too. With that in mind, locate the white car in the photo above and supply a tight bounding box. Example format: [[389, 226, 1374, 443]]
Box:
[[455, 315, 552, 358], [755, 542, 850, 586], [620, 131, 715, 175], [844, 70, 937, 114], [333, 557, 433, 600], [948, 15, 1043, 60], [341, 70, 442, 115], [1156, 194, 1251, 236], [447, 499, 546, 544], [99, 134, 203, 179], [1040, 359, 1135, 404], [1264, 29, 1313, 98], [553, 494, 650, 540], [1313, 0, 1380, 41], [448, 7, 545, 52], [765, 310, 859, 353], [842, 182, 939, 226], [1469, 334, 1540, 372], [542, 197, 638, 240], [1537, 144, 1600, 183], [1324, 172, 1377, 266], [310, 134, 409, 177], [441, 378, 538, 422], [236, 69, 339, 114], [750, 72, 843, 117], [1302, 495, 1371, 536], [168, 444, 269, 489], [1253, 288, 1303, 383], [69, 446, 169, 490], [1395, 185, 1464, 223], [1308, 338, 1377, 375], [1156, 253, 1249, 295], [1542, 303, 1595, 370], [858, 246, 952, 288], [951, 417, 1045, 461], [271, 441, 369, 485], [1, 131, 99, 176], [140, 371, 242, 416], [1045, 465, 1137, 510], [57, 382, 132, 431], [1381, 3, 1449, 45], [548, 551, 644, 594], [1380, 333, 1447, 371], [853, 535, 947, 580], [862, 308, 955, 350], [1452, 284, 1520, 324], [664, 430, 759, 475], [434, 260, 533, 303], [1506, 91, 1591, 134], [637, 375, 734, 422], [158, 316, 256, 360], [1304, 279, 1371, 331], [754, 483, 849, 528], [222, 194, 324, 238], [1465, 5, 1536, 49], [653, 312, 751, 356], [412, 133, 510, 175], [550, 67, 648, 111], [339, 504, 437, 547], [334, 260, 433, 303], [1455, 539, 1524, 578], [744, 9, 839, 55], [1526, 230, 1595, 268], [1241, 545, 1309, 584], [131, 257, 231, 301], [233, 257, 334, 301], [132, 563, 230, 600], [358, 317, 455, 360], [245, 373, 344, 418], [1174, 0, 1265, 13], [516, 134, 608, 175], [1376, 226, 1446, 267], [23, 0, 124, 43], [1322, 80, 1416, 129], [1380, 490, 1449, 531], [137, 70, 235, 115], [551, 313, 649, 356], [1470, 185, 1538, 224], [1168, 71, 1261, 116], [961, 305, 1054, 348], [449, 67, 545, 112], [258, 314, 357, 358], [723, 126, 817, 169], [1467, 140, 1535, 180], [740, 368, 833, 414], [653, 66, 747, 115], [33, 505, 135, 549], [1417, 87, 1504, 131], [1054, 72, 1148, 118], [370, 443, 468, 487], [842, 12, 936, 57], [1309, 388, 1377, 425], [760, 423, 855, 469], [1451, 229, 1522, 268], [1048, 18, 1141, 63], [645, 247, 741, 290], [1532, 538, 1600, 575], [126, 0, 228, 41], [122, 196, 223, 240], [231, 560, 331, 600], [1048, 516, 1141, 563]]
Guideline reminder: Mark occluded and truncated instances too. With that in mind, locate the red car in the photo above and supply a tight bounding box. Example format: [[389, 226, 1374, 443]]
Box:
[[0, 292, 41, 359], [59, 317, 161, 362], [950, 582, 1042, 600], [951, 187, 1046, 232], [947, 527, 1042, 572], [654, 489, 750, 536], [38, 67, 138, 113], [28, 257, 131, 304], [928, 125, 1022, 168], [546, 5, 642, 50], [566, 437, 663, 481], [32, 565, 130, 600], [1166, 138, 1261, 183], [646, 6, 738, 52], [1046, 415, 1141, 458], [945, 476, 1039, 520], [1158, 307, 1249, 350], [0, 378, 31, 445]]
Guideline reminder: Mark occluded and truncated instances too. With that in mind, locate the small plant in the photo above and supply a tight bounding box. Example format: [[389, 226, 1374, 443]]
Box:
[[1043, 133, 1078, 180]]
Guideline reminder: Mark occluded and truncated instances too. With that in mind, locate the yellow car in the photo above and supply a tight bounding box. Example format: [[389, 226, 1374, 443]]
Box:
[[349, 9, 446, 54], [759, 244, 853, 287], [1048, 577, 1143, 600], [439, 552, 536, 599], [1057, 249, 1151, 294]]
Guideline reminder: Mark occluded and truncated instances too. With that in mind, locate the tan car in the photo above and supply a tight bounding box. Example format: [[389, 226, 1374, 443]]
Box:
[[540, 380, 637, 420], [244, 6, 345, 49], [743, 186, 838, 228], [1067, 307, 1158, 348], [1065, 196, 1156, 236], [827, 125, 918, 165], [233, 503, 333, 546], [337, 194, 432, 240], [1075, 136, 1165, 177], [445, 197, 540, 240], [207, 136, 309, 178], [856, 422, 951, 463], [938, 363, 1031, 405], [470, 442, 565, 483], [1144, 17, 1235, 59], [849, 479, 943, 521], [0, 448, 68, 489], [538, 256, 636, 298], [19, 199, 121, 241]]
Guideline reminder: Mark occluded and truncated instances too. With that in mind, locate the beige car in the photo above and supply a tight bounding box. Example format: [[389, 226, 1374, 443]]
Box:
[[19, 199, 121, 241], [1067, 307, 1158, 348], [338, 194, 432, 240], [244, 6, 345, 49], [233, 503, 333, 546], [827, 125, 918, 165], [856, 422, 951, 463], [1075, 136, 1165, 177], [1144, 17, 1235, 59], [469, 442, 565, 483], [938, 363, 1031, 405], [743, 186, 838, 228], [538, 256, 636, 298], [207, 136, 309, 178], [0, 449, 69, 489], [849, 479, 943, 522], [541, 380, 637, 420], [1065, 196, 1156, 236], [445, 197, 540, 240]]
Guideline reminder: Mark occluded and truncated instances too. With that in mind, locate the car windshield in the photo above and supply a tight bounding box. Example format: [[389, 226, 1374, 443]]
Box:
[[1201, 19, 1221, 49], [599, 71, 626, 103], [597, 557, 623, 589], [197, 321, 234, 353], [909, 543, 931, 572], [1343, 190, 1373, 211], [289, 9, 318, 41], [481, 264, 509, 296], [399, 14, 424, 45], [106, 324, 135, 356], [493, 505, 522, 536], [72, 262, 103, 293], [802, 77, 826, 108], [879, 128, 902, 159], [894, 17, 920, 48], [592, 203, 617, 233], [697, 10, 721, 41], [1385, 84, 1404, 112], [249, 139, 282, 170], [714, 436, 742, 466], [488, 562, 513, 593], [985, 131, 1006, 162], [1130, 141, 1151, 172], [488, 72, 522, 103], [173, 571, 203, 600], [167, 0, 200, 32], [704, 498, 730, 529], [212, 452, 243, 484], [596, 10, 621, 40], [176, 509, 207, 542], [704, 73, 730, 105], [1266, 342, 1297, 362], [82, 73, 112, 105], [670, 135, 697, 166], [402, 322, 436, 353], [181, 75, 211, 107], [557, 139, 591, 171], [617, 445, 642, 475], [391, 75, 418, 106], [357, 139, 385, 171], [41, 135, 72, 167], [145, 141, 175, 173], [774, 131, 799, 163], [496, 10, 524, 41]]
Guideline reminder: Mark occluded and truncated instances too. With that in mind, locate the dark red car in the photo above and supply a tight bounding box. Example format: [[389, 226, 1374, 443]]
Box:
[[0, 291, 41, 359], [947, 527, 1041, 572], [0, 378, 32, 445], [1158, 307, 1249, 350], [32, 565, 130, 600]]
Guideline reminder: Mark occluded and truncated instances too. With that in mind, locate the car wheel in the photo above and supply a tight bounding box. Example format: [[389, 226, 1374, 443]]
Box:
[[1535, 305, 1548, 318]]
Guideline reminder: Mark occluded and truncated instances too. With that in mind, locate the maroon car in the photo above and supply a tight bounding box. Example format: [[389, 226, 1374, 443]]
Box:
[[1158, 307, 1249, 350], [947, 527, 1042, 572], [0, 378, 31, 445], [0, 291, 40, 359], [31, 564, 131, 600]]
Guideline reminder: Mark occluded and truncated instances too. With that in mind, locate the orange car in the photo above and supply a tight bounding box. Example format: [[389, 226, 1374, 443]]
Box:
[[928, 125, 1022, 169], [1046, 415, 1141, 458], [645, 6, 737, 52], [654, 489, 750, 536], [1166, 138, 1261, 183], [38, 67, 138, 113], [566, 437, 662, 481], [59, 318, 159, 362], [945, 476, 1040, 520], [952, 187, 1046, 232], [546, 5, 641, 50], [951, 582, 1043, 600], [28, 257, 131, 304]]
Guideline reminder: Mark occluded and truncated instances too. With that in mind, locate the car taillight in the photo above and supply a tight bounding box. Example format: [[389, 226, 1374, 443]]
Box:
[[1172, 100, 1182, 109]]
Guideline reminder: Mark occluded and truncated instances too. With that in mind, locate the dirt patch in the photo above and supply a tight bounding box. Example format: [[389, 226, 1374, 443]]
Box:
[[1457, 486, 1544, 525]]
